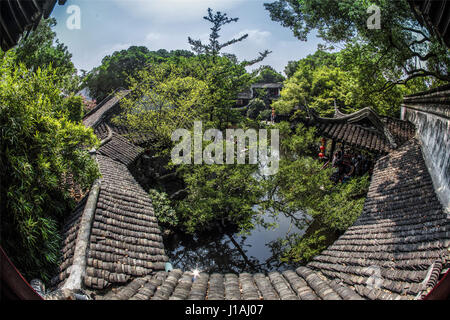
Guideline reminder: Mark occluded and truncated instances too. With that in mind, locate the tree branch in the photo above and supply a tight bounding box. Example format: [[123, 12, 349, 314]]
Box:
[[401, 26, 430, 39], [218, 34, 248, 50], [408, 37, 430, 46], [409, 52, 437, 61], [241, 50, 272, 67], [374, 68, 450, 93]]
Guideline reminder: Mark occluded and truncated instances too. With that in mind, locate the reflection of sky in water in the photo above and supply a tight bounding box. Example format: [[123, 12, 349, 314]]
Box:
[[164, 211, 306, 274], [235, 213, 304, 264]]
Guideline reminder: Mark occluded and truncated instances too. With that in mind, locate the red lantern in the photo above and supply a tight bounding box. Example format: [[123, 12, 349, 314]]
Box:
[[319, 152, 324, 158], [320, 145, 325, 151]]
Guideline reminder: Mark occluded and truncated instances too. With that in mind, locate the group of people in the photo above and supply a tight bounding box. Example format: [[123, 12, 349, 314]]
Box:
[[330, 149, 372, 183]]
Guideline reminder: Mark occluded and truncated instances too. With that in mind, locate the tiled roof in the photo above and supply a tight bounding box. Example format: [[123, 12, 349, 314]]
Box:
[[251, 83, 283, 89], [95, 268, 364, 300], [53, 154, 168, 290], [307, 140, 449, 299], [94, 121, 131, 141], [54, 197, 88, 288], [54, 93, 168, 291], [94, 120, 152, 146], [82, 90, 130, 129], [84, 155, 168, 290], [237, 90, 252, 100], [97, 133, 143, 167], [314, 108, 416, 154]]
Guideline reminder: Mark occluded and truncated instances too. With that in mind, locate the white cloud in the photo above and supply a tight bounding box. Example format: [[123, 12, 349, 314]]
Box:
[[145, 32, 162, 41], [234, 29, 271, 44], [111, 0, 246, 22]]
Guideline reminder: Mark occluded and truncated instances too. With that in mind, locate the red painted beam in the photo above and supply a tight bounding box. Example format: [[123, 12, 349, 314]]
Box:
[[423, 268, 450, 300], [0, 246, 43, 300]]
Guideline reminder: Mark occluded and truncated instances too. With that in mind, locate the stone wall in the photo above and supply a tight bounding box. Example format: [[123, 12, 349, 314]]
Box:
[[401, 84, 450, 214]]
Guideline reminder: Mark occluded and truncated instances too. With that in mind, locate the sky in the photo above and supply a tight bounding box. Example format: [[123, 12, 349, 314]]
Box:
[[50, 0, 324, 75]]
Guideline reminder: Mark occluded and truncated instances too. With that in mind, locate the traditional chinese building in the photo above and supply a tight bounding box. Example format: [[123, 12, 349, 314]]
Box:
[[408, 0, 450, 48], [236, 83, 283, 107]]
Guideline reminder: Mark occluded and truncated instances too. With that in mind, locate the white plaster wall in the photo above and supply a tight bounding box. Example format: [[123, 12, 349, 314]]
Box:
[[402, 106, 450, 214]]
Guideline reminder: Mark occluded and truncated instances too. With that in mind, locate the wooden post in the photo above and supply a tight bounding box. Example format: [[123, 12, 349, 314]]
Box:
[[330, 139, 336, 159]]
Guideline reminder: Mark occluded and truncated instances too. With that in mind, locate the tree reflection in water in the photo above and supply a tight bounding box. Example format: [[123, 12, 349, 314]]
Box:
[[163, 215, 303, 273]]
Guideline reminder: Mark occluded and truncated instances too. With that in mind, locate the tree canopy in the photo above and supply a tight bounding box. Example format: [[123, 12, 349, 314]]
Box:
[[264, 0, 449, 89], [116, 8, 273, 234], [11, 18, 79, 92], [273, 47, 426, 117], [83, 46, 195, 101], [115, 59, 210, 149], [252, 65, 285, 83]]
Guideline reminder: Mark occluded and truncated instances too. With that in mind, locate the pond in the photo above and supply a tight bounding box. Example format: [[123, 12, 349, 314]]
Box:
[[163, 211, 306, 274]]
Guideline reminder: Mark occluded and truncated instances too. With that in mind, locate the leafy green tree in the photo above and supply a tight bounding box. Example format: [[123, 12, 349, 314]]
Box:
[[310, 175, 369, 231], [84, 47, 195, 101], [261, 122, 370, 264], [154, 49, 194, 59], [84, 46, 156, 101], [274, 64, 347, 116], [335, 41, 429, 116], [274, 228, 329, 265], [246, 98, 267, 119], [258, 109, 273, 121], [187, 8, 273, 128], [116, 52, 264, 234], [149, 189, 179, 228], [0, 53, 100, 282], [275, 174, 370, 264], [265, 0, 450, 87], [175, 162, 264, 234], [273, 50, 337, 116], [115, 59, 210, 150], [63, 95, 85, 122], [194, 55, 252, 129], [252, 65, 285, 83], [284, 60, 299, 78], [274, 48, 421, 117], [13, 18, 75, 74], [12, 18, 78, 92], [117, 8, 269, 232], [296, 49, 338, 70]]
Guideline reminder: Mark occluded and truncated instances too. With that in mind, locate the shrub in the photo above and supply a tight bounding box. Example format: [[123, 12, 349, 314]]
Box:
[[0, 54, 99, 282], [148, 189, 179, 228], [246, 98, 266, 119]]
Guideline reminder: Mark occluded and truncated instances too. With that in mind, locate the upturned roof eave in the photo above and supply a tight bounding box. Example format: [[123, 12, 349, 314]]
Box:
[[310, 106, 399, 149]]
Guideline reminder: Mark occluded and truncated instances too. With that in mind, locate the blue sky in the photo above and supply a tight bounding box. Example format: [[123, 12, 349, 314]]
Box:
[[51, 0, 324, 75]]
